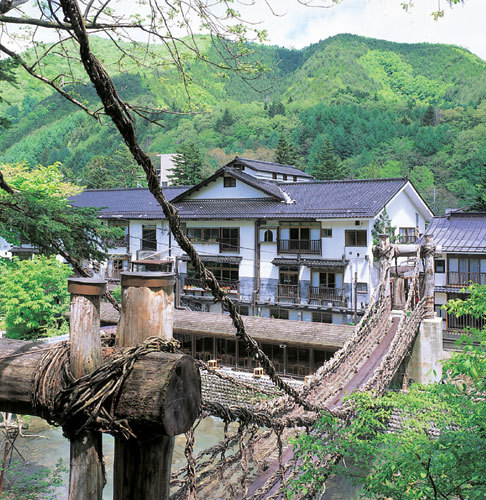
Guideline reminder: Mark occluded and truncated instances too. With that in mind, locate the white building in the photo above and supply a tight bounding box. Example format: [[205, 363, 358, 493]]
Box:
[[9, 157, 432, 325]]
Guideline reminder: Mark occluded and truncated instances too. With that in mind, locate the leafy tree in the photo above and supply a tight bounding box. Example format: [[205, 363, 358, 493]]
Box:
[[82, 155, 114, 189], [168, 142, 204, 185], [268, 101, 285, 118], [422, 105, 436, 126], [469, 175, 486, 211], [0, 256, 71, 340], [0, 162, 121, 268], [290, 284, 486, 500], [308, 135, 346, 180], [111, 145, 146, 188], [215, 108, 235, 132], [371, 208, 396, 244], [0, 58, 17, 128], [274, 135, 298, 165]]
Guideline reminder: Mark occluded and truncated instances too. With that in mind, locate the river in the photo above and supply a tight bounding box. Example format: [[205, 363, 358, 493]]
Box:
[[5, 417, 361, 499]]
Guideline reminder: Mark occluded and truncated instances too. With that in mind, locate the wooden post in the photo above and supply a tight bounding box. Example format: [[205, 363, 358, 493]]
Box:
[[114, 272, 176, 500], [379, 234, 390, 297], [353, 271, 358, 325], [423, 234, 435, 318], [67, 277, 106, 500]]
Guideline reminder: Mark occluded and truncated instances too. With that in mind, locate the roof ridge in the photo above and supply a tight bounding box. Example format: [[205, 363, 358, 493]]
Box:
[[82, 185, 191, 192], [277, 177, 408, 186]]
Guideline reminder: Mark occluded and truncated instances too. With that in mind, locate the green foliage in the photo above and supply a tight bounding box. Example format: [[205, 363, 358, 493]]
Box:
[[0, 256, 71, 340], [1, 458, 66, 500], [0, 162, 122, 263], [290, 284, 486, 499], [308, 135, 346, 180], [469, 175, 486, 211], [274, 135, 298, 165], [371, 208, 396, 244], [168, 142, 204, 185]]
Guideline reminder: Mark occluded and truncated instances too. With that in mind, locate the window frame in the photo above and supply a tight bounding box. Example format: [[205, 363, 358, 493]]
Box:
[[345, 230, 367, 247], [141, 224, 157, 251], [223, 177, 236, 188]]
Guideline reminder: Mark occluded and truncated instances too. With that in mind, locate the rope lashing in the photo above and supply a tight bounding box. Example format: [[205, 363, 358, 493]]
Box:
[[31, 333, 180, 440]]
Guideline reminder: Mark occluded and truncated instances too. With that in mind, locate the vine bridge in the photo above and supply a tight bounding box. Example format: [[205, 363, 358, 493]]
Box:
[[168, 237, 436, 499]]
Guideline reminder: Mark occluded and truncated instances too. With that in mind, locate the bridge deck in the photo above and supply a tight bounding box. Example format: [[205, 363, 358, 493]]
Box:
[[100, 303, 354, 350]]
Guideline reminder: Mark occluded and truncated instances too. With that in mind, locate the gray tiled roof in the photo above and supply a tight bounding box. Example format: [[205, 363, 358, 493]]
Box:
[[226, 168, 286, 200], [230, 157, 314, 178], [70, 186, 190, 217], [72, 177, 409, 220], [421, 213, 486, 253]]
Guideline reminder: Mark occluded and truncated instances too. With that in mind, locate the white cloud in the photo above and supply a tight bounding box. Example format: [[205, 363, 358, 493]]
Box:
[[250, 0, 486, 59]]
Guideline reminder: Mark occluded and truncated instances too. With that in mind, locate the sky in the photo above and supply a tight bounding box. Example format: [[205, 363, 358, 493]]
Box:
[[7, 0, 486, 60], [237, 0, 486, 60]]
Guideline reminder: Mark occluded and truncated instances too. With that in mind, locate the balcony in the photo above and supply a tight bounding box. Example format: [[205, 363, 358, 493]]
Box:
[[183, 277, 239, 295], [278, 239, 321, 255], [447, 271, 486, 287], [277, 284, 300, 302], [309, 286, 345, 305]]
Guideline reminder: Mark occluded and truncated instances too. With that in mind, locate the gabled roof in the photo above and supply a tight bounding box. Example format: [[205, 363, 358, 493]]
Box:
[[72, 177, 411, 220], [171, 167, 287, 202], [421, 212, 486, 253], [228, 157, 314, 178]]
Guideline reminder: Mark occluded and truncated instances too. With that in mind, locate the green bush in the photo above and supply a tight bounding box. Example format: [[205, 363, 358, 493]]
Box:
[[0, 256, 71, 340]]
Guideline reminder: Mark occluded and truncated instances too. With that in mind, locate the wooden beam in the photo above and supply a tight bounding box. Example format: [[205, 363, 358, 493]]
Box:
[[0, 338, 200, 436]]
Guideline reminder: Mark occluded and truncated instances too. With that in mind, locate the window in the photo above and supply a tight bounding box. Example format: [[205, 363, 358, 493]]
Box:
[[223, 177, 236, 188], [312, 312, 332, 323], [435, 260, 445, 273], [293, 176, 297, 182], [270, 307, 289, 320], [448, 256, 486, 286], [263, 229, 274, 242], [187, 262, 239, 287], [416, 212, 419, 227], [319, 272, 336, 288], [279, 266, 299, 286], [142, 224, 157, 251], [283, 174, 288, 181], [357, 282, 368, 293], [434, 304, 446, 320], [345, 230, 367, 247], [187, 227, 219, 243], [237, 305, 250, 316], [272, 173, 277, 180], [322, 228, 332, 238], [220, 227, 239, 252], [399, 227, 417, 244]]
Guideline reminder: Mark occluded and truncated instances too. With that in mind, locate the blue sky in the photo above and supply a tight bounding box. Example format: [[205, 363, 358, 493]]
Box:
[[244, 0, 486, 59]]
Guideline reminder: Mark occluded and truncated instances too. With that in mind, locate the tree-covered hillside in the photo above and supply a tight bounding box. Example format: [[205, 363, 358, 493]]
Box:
[[0, 34, 484, 214]]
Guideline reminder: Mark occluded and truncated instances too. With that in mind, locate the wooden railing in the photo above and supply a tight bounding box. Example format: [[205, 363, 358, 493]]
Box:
[[183, 277, 239, 293], [277, 284, 299, 302], [447, 271, 486, 287], [278, 239, 321, 254], [309, 286, 345, 304]]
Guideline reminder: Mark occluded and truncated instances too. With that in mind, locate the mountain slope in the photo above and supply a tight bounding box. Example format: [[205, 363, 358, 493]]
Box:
[[0, 34, 484, 214]]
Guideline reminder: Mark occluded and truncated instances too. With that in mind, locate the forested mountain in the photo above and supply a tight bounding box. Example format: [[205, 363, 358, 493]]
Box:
[[0, 33, 484, 214]]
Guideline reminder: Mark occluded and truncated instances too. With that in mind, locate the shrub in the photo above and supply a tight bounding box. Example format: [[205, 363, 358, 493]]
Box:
[[0, 256, 71, 340]]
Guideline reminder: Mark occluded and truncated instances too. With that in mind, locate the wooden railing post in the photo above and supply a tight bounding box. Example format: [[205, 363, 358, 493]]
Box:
[[114, 272, 176, 500], [423, 234, 435, 318], [67, 277, 106, 500]]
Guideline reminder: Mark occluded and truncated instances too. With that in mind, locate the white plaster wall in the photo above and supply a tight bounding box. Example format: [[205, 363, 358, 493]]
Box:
[[385, 186, 428, 235], [188, 177, 271, 199], [0, 236, 12, 258], [435, 254, 447, 287], [244, 167, 310, 183]]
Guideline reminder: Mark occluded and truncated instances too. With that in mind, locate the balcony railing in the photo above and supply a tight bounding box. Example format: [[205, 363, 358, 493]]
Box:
[[106, 235, 128, 248], [277, 284, 300, 302], [184, 277, 239, 293], [447, 271, 486, 287], [309, 286, 345, 305], [278, 239, 321, 254]]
